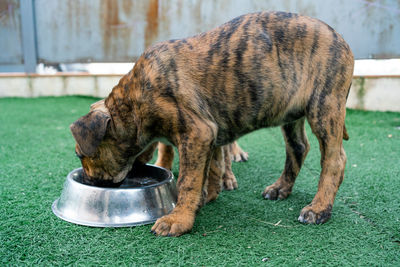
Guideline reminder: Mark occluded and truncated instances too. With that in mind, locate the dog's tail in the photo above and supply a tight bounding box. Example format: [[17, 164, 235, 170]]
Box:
[[343, 124, 349, 141], [343, 82, 351, 141]]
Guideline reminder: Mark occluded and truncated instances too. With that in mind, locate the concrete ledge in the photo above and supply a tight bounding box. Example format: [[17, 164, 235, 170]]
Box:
[[348, 76, 400, 111], [0, 73, 121, 98], [0, 73, 399, 112]]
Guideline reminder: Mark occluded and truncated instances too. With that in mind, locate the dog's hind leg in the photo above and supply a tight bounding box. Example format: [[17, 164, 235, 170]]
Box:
[[223, 145, 238, 190], [298, 95, 348, 224], [263, 118, 310, 200], [155, 142, 175, 170], [204, 147, 224, 203]]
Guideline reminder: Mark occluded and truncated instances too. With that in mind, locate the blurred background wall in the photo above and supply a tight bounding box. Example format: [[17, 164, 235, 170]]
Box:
[[1, 0, 399, 111], [1, 0, 399, 72]]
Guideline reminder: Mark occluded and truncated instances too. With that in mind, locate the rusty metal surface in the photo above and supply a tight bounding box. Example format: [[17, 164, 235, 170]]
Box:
[[35, 0, 152, 63], [2, 0, 400, 67], [0, 0, 22, 64]]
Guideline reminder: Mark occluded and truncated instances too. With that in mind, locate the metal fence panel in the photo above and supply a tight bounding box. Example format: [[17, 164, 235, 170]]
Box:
[[35, 0, 146, 63], [2, 0, 400, 69], [35, 0, 400, 63], [0, 0, 23, 64]]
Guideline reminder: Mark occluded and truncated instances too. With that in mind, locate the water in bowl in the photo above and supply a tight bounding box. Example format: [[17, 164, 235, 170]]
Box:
[[72, 168, 164, 188]]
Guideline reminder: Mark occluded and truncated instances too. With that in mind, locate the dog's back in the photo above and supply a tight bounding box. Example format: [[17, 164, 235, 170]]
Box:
[[127, 11, 353, 145]]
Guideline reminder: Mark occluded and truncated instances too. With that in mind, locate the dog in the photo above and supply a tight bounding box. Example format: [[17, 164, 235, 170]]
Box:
[[70, 11, 354, 236]]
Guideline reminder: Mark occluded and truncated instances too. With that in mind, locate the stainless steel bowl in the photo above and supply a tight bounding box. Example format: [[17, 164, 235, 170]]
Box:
[[52, 164, 177, 227]]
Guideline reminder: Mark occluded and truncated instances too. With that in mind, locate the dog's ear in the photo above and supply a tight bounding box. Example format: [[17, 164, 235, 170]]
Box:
[[70, 110, 111, 157], [90, 99, 107, 112]]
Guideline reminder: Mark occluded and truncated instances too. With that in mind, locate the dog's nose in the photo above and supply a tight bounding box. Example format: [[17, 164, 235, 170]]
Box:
[[81, 170, 124, 188], [81, 169, 96, 186], [81, 169, 98, 185]]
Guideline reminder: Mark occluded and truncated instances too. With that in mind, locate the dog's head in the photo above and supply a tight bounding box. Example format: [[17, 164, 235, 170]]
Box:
[[70, 99, 137, 187]]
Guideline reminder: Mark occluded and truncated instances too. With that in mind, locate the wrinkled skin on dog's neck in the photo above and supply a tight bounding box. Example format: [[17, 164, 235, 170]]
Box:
[[106, 70, 160, 151]]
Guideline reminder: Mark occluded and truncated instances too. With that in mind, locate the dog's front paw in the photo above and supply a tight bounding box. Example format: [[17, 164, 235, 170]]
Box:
[[298, 204, 332, 224], [262, 182, 292, 200], [151, 211, 194, 237]]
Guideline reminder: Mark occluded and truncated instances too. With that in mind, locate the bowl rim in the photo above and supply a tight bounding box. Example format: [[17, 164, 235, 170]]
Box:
[[67, 164, 174, 191]]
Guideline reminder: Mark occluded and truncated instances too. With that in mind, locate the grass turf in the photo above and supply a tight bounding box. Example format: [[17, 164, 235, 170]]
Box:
[[0, 96, 399, 266]]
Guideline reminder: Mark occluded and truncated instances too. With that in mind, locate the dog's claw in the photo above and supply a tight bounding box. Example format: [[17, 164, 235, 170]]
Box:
[[240, 152, 249, 162], [298, 214, 306, 223], [263, 193, 272, 200]]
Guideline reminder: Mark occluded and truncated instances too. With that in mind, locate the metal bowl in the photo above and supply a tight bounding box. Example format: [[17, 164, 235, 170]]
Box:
[[52, 164, 177, 227]]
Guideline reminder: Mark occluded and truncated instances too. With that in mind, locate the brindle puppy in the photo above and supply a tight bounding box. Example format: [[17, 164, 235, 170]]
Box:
[[70, 12, 354, 236]]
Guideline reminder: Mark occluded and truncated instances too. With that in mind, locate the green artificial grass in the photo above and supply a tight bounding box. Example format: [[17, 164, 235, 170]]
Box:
[[0, 96, 399, 266]]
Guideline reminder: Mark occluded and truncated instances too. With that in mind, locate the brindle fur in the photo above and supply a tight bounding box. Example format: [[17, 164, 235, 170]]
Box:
[[154, 141, 244, 190], [70, 12, 354, 236]]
